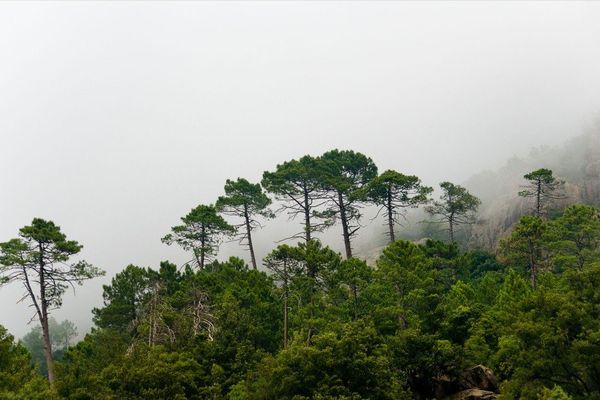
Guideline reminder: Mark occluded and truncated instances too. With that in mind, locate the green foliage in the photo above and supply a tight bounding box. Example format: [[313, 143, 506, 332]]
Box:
[[56, 257, 282, 399], [0, 218, 104, 310], [545, 204, 600, 270], [318, 150, 378, 258], [100, 346, 203, 400], [522, 168, 558, 185], [365, 170, 432, 242], [231, 320, 410, 400], [216, 178, 273, 219], [216, 178, 274, 268], [0, 218, 104, 382], [21, 318, 78, 376], [519, 168, 565, 217], [278, 240, 343, 344], [464, 256, 600, 399], [0, 325, 56, 399], [425, 182, 481, 242], [365, 240, 467, 397], [538, 386, 573, 400], [325, 258, 374, 321], [499, 205, 600, 288], [318, 150, 378, 196], [4, 149, 600, 400], [162, 204, 235, 269], [499, 215, 547, 288], [54, 328, 130, 399], [261, 155, 330, 241], [92, 264, 151, 331]]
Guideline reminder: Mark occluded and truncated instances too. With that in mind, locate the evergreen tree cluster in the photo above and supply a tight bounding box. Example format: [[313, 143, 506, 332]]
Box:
[[2, 155, 593, 400]]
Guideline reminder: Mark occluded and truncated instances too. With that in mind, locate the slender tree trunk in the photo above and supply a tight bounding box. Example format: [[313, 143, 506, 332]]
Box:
[[338, 192, 353, 259], [351, 283, 358, 320], [244, 206, 257, 269], [148, 283, 160, 346], [193, 249, 201, 269], [283, 260, 288, 349], [40, 312, 54, 383], [306, 257, 317, 345], [449, 215, 455, 243], [38, 244, 55, 384], [303, 186, 311, 242], [200, 225, 206, 269], [387, 191, 395, 243], [283, 295, 288, 349], [529, 241, 537, 289], [536, 180, 542, 218]]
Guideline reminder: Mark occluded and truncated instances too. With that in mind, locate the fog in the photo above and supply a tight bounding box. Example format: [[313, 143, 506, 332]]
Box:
[[2, 1, 600, 338]]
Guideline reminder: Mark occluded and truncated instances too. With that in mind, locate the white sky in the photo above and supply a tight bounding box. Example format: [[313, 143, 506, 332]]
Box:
[[1, 1, 600, 337]]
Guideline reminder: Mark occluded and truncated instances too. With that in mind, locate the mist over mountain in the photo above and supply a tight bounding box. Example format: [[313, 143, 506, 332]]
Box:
[[355, 124, 600, 262], [466, 124, 600, 249], [3, 2, 600, 341], [2, 3, 600, 399]]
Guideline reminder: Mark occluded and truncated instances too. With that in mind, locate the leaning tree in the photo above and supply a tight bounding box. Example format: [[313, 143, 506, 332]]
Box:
[[0, 218, 104, 383], [518, 168, 565, 218], [318, 149, 378, 258], [216, 178, 274, 269], [425, 182, 481, 242], [162, 204, 235, 269], [365, 170, 432, 243]]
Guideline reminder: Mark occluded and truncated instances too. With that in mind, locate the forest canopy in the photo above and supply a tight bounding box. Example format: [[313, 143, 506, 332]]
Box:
[[1, 149, 599, 400]]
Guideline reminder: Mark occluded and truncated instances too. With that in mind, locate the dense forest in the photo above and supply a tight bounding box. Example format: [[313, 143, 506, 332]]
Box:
[[1, 147, 599, 400]]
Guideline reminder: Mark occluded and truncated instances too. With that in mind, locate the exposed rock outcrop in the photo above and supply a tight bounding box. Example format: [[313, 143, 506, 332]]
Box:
[[466, 130, 600, 250], [447, 388, 498, 400], [430, 364, 500, 400], [460, 365, 498, 393]]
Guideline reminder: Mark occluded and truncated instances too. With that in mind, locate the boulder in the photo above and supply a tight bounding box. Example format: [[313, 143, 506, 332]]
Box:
[[461, 365, 498, 392], [447, 388, 498, 400], [433, 365, 500, 400]]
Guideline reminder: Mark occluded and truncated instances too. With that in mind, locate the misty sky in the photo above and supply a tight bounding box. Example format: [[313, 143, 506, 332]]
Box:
[[2, 1, 600, 338]]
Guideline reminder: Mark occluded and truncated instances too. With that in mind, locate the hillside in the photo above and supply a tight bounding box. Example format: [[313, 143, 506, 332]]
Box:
[[464, 127, 600, 249]]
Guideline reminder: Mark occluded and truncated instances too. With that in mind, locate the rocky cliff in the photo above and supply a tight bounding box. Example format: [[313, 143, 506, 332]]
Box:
[[467, 128, 600, 250]]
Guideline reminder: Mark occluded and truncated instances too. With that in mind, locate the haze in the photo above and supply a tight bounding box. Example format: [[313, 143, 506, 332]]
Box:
[[1, 1, 600, 338]]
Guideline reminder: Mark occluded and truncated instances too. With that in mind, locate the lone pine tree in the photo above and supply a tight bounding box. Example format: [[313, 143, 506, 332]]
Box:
[[262, 155, 330, 242], [519, 168, 565, 218], [0, 218, 103, 383], [216, 178, 274, 269], [365, 170, 432, 243], [318, 150, 378, 258], [162, 204, 235, 269], [426, 182, 481, 242]]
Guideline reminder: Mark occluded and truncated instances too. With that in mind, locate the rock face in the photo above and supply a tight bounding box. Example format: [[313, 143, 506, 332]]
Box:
[[460, 365, 498, 392], [466, 130, 600, 250], [429, 364, 499, 400], [447, 388, 498, 400]]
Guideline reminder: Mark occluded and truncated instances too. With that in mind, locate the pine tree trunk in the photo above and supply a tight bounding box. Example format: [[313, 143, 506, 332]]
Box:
[[200, 226, 206, 270], [338, 192, 352, 258], [352, 283, 358, 320], [244, 206, 257, 269], [387, 191, 395, 243], [536, 180, 542, 218], [304, 186, 311, 242], [38, 245, 55, 384], [283, 261, 288, 349], [193, 249, 201, 269], [529, 242, 537, 289], [40, 314, 55, 383]]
